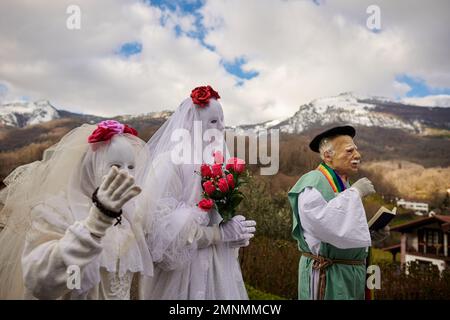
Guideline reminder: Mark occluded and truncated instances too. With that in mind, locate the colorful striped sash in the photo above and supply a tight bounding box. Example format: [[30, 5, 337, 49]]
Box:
[[317, 162, 346, 193]]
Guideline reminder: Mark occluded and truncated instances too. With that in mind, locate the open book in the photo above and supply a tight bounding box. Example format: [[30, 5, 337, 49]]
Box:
[[368, 206, 397, 231]]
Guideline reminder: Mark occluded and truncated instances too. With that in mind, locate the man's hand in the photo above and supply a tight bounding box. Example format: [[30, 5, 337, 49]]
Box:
[[96, 166, 141, 213], [351, 177, 375, 198]]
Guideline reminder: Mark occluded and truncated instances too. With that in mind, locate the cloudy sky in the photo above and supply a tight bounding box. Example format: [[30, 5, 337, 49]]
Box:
[[0, 0, 449, 125]]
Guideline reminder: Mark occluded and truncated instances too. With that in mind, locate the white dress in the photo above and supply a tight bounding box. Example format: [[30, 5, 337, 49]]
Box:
[[22, 192, 149, 300], [138, 155, 248, 300], [297, 187, 371, 299]]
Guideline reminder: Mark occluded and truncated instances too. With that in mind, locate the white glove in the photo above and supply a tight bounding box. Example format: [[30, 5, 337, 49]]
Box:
[[83, 206, 115, 238], [189, 215, 256, 249], [96, 166, 142, 212], [220, 215, 256, 248], [351, 177, 376, 198], [370, 226, 390, 243], [84, 166, 141, 238]]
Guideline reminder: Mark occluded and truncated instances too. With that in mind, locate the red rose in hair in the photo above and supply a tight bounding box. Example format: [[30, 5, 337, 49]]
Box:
[[226, 173, 235, 189], [123, 125, 138, 136], [190, 85, 220, 107], [226, 157, 246, 174], [217, 178, 229, 193], [200, 164, 213, 178], [88, 120, 137, 143], [198, 198, 214, 211], [211, 163, 223, 177], [202, 180, 216, 196]]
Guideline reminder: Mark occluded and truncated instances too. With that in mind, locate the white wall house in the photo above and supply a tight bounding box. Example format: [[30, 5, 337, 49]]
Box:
[[397, 199, 429, 215], [388, 215, 450, 273]]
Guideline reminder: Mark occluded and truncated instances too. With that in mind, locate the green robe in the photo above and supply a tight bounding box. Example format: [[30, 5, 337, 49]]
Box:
[[288, 170, 368, 300]]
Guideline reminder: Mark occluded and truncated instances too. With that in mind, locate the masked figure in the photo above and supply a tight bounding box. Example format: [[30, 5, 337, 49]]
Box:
[[289, 125, 387, 300], [138, 86, 256, 300], [0, 121, 153, 299]]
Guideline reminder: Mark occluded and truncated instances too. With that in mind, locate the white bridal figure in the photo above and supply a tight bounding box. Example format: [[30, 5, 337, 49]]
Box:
[[138, 86, 256, 300], [0, 122, 153, 299]]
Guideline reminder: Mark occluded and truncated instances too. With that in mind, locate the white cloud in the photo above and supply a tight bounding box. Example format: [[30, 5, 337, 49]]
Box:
[[0, 0, 449, 125], [402, 95, 450, 108], [201, 0, 450, 122]]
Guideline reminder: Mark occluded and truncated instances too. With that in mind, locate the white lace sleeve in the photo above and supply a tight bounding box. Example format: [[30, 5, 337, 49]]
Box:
[[22, 202, 103, 299], [139, 154, 202, 271]]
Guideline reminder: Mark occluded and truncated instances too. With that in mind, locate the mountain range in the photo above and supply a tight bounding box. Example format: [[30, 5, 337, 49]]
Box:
[[0, 100, 173, 129], [231, 93, 450, 135], [1, 93, 450, 135], [0, 93, 449, 205]]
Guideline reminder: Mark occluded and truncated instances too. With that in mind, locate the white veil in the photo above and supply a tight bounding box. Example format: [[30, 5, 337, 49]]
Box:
[[139, 97, 229, 266], [0, 124, 153, 299], [137, 96, 248, 299]]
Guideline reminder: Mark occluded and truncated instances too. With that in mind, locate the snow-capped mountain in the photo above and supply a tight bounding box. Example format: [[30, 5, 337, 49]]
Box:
[[0, 99, 173, 128], [232, 92, 450, 134], [0, 100, 60, 127], [2, 94, 449, 134], [116, 110, 173, 122]]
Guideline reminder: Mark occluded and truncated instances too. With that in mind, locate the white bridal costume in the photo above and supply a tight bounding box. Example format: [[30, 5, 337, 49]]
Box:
[[0, 145, 55, 228], [138, 93, 256, 300], [0, 124, 153, 299]]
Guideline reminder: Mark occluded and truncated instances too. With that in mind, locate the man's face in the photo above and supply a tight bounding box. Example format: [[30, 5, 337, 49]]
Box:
[[328, 135, 361, 176]]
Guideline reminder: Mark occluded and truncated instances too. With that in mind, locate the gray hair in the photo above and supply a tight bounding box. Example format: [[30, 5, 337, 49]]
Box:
[[319, 137, 335, 160]]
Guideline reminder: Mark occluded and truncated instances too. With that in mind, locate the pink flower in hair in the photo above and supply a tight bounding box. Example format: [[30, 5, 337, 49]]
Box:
[[88, 120, 138, 143]]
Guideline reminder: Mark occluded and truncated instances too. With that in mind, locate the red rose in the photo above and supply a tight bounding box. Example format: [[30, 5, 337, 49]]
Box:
[[88, 126, 114, 143], [123, 124, 138, 136], [200, 164, 213, 178], [211, 163, 223, 177], [217, 178, 229, 193], [190, 85, 220, 107], [198, 198, 214, 211], [202, 180, 216, 195], [226, 173, 235, 189], [225, 157, 246, 174], [213, 150, 224, 165]]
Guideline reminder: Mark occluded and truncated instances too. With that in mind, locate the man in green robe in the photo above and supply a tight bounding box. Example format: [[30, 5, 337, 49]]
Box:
[[289, 125, 380, 300]]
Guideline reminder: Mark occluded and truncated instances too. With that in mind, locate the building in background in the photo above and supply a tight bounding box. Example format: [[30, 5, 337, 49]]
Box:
[[397, 199, 429, 216], [384, 214, 450, 272]]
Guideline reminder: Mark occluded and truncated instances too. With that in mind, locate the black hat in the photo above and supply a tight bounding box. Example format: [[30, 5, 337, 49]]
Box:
[[309, 125, 356, 153]]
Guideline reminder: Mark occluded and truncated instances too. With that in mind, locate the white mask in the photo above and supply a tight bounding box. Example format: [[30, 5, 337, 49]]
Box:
[[196, 99, 225, 136], [102, 136, 136, 178], [80, 135, 137, 196]]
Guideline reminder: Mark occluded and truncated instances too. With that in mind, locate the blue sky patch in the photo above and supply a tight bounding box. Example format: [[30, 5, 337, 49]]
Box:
[[117, 42, 143, 57], [222, 57, 259, 82], [396, 74, 450, 97], [145, 0, 259, 82], [145, 0, 211, 49], [147, 0, 204, 13]]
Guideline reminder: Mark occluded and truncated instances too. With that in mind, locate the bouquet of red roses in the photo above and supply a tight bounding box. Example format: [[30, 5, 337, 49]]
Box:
[[196, 151, 249, 222]]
